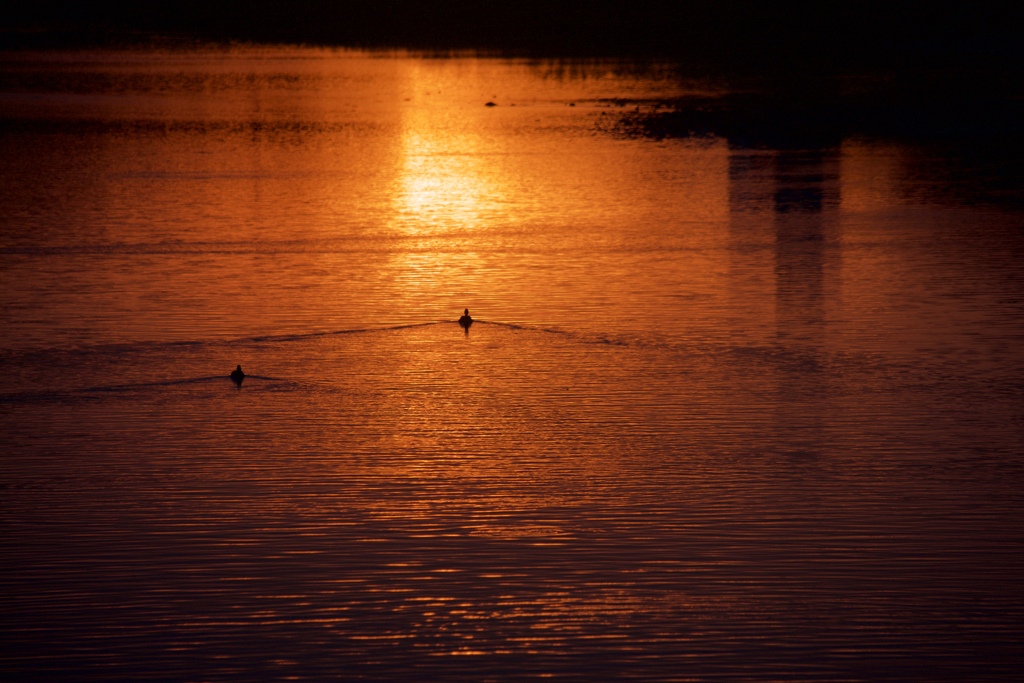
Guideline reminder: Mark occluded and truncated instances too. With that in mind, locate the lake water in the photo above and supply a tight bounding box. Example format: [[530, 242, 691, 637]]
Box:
[[2, 47, 1022, 681]]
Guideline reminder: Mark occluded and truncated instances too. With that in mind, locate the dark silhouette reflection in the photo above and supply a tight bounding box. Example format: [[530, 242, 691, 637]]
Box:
[[230, 364, 245, 386], [458, 308, 473, 334], [772, 150, 839, 340], [728, 144, 841, 457], [773, 150, 839, 456], [726, 147, 840, 344]]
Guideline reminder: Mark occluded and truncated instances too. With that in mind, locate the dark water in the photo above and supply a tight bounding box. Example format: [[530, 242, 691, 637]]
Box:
[[2, 48, 1023, 681]]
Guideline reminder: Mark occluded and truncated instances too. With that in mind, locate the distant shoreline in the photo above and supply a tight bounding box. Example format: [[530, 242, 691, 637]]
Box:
[[3, 1, 1022, 76]]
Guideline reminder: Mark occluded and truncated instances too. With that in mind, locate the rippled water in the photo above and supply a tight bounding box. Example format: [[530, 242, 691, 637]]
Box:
[[2, 48, 1023, 681]]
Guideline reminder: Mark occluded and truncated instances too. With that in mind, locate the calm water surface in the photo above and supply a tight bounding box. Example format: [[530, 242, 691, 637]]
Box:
[[2, 47, 1023, 681]]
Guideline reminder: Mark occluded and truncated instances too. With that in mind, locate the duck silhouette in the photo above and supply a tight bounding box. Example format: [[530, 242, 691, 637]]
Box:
[[230, 364, 245, 385], [458, 308, 473, 328]]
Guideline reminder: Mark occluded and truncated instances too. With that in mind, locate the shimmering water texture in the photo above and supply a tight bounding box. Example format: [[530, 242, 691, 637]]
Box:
[[2, 48, 1023, 681]]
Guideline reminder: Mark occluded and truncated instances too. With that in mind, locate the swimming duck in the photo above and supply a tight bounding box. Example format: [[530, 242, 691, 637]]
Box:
[[458, 308, 473, 327], [230, 364, 245, 384]]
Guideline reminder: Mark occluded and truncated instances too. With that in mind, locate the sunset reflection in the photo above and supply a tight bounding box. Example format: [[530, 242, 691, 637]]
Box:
[[391, 67, 503, 234], [4, 44, 1023, 683], [394, 133, 497, 232]]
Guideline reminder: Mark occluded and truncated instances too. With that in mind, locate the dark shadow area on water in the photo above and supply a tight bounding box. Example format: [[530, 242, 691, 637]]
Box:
[[727, 133, 839, 457], [611, 76, 1024, 209]]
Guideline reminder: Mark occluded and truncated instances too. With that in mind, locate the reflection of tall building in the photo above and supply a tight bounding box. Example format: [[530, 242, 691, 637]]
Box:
[[725, 151, 779, 345], [728, 145, 841, 458], [771, 150, 840, 347], [727, 147, 840, 347]]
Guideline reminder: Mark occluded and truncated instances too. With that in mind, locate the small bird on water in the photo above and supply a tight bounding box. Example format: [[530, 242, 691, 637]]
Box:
[[458, 308, 473, 327], [230, 364, 245, 385]]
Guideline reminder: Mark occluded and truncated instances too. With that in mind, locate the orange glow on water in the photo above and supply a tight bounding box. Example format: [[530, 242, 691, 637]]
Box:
[[391, 76, 502, 234], [3, 46, 1024, 683]]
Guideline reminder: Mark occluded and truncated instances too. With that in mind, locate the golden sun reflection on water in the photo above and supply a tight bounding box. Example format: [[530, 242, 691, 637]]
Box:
[[391, 66, 505, 235], [395, 135, 497, 233], [381, 62, 519, 316]]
